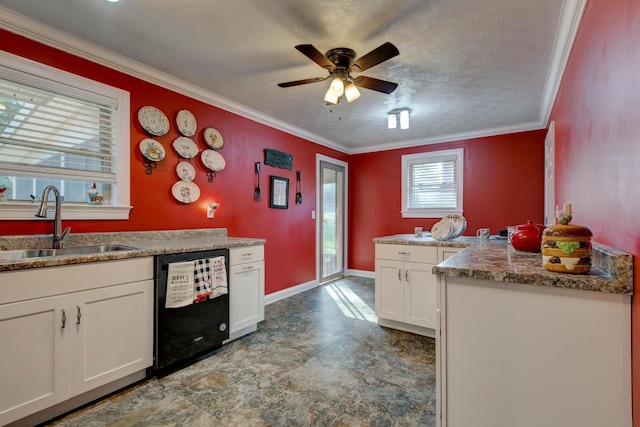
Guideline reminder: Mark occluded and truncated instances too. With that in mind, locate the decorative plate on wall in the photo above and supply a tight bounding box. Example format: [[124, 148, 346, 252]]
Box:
[[176, 109, 197, 137], [139, 138, 166, 161], [176, 161, 196, 181], [201, 149, 226, 171], [171, 180, 200, 203], [203, 127, 224, 149], [172, 136, 199, 159], [138, 106, 170, 136]]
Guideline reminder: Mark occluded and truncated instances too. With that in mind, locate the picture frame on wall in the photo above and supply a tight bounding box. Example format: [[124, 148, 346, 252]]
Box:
[[270, 175, 289, 209]]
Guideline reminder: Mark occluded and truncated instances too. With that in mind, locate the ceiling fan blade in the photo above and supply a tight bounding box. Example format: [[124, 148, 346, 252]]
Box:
[[353, 76, 398, 94], [352, 42, 399, 72], [277, 77, 327, 88], [295, 44, 335, 70]]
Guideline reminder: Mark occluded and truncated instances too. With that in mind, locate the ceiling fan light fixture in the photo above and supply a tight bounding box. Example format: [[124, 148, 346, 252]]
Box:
[[324, 89, 339, 105], [329, 77, 344, 96], [344, 83, 361, 103]]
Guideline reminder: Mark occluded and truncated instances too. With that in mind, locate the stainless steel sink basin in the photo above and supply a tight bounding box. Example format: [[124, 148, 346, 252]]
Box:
[[0, 245, 139, 262]]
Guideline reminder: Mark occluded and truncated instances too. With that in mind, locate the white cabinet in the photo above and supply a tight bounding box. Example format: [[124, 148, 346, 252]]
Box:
[[437, 276, 632, 427], [0, 258, 153, 426], [438, 246, 462, 262], [228, 245, 264, 341], [375, 244, 438, 336]]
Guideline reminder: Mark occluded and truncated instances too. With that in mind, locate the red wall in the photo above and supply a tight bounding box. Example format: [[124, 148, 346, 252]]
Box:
[[549, 0, 640, 423], [0, 29, 348, 295], [349, 130, 546, 271]]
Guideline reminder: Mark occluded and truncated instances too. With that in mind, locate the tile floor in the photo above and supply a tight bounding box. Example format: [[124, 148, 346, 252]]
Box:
[[45, 276, 437, 426]]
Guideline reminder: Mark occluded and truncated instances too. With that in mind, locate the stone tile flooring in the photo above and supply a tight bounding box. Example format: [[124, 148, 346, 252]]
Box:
[[46, 276, 436, 426]]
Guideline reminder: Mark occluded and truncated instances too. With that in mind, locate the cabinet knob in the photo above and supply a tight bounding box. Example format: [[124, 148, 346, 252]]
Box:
[[398, 269, 402, 281], [76, 306, 82, 325], [242, 253, 253, 257], [61, 309, 66, 329], [406, 269, 409, 282]]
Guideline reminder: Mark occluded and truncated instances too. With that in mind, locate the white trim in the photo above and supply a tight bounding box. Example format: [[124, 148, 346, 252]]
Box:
[[540, 0, 588, 126], [316, 154, 349, 283], [264, 279, 319, 306], [0, 50, 131, 220], [0, 202, 132, 220], [544, 121, 556, 226], [0, 3, 586, 155], [345, 269, 374, 279]]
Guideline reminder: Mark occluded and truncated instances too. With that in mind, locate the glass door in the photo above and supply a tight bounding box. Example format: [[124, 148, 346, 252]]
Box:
[[319, 160, 345, 282]]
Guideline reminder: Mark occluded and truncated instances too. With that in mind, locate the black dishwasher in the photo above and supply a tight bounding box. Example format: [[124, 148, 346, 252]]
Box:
[[154, 249, 229, 374]]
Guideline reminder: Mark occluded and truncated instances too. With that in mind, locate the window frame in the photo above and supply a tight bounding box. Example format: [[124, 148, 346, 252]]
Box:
[[0, 50, 131, 220], [401, 148, 464, 218]]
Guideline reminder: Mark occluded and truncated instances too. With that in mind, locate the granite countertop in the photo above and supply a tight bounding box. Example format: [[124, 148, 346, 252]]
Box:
[[374, 234, 633, 295], [0, 228, 265, 272]]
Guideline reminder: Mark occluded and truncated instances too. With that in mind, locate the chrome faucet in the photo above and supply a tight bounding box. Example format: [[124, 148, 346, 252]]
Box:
[[35, 185, 71, 249]]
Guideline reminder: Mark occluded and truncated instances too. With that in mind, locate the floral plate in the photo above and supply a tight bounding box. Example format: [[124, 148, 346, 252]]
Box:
[[171, 180, 200, 203]]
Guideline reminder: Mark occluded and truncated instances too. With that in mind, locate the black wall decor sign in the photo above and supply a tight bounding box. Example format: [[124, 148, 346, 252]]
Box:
[[264, 148, 293, 170]]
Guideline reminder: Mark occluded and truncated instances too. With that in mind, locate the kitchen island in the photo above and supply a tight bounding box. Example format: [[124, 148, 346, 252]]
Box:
[[432, 239, 632, 427]]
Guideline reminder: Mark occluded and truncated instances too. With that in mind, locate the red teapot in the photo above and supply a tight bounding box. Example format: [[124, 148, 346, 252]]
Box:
[[509, 220, 546, 252]]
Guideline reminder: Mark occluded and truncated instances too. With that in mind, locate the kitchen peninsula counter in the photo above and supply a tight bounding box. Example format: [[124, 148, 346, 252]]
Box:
[[374, 234, 633, 295], [0, 228, 265, 272]]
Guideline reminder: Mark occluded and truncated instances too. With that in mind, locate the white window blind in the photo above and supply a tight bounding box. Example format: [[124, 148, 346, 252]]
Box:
[[401, 149, 464, 218], [0, 76, 117, 199], [0, 50, 130, 220]]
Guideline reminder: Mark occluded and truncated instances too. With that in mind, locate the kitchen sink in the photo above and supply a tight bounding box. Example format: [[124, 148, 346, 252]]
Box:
[[0, 245, 139, 262]]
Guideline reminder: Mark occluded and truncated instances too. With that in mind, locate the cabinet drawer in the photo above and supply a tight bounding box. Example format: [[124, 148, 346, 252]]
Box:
[[375, 244, 437, 264], [230, 245, 264, 266]]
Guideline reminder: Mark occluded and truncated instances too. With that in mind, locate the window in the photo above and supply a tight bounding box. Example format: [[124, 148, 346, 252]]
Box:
[[0, 50, 130, 220], [401, 148, 464, 218]]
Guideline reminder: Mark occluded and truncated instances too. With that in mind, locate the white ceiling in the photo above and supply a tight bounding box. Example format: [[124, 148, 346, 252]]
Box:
[[0, 0, 585, 154]]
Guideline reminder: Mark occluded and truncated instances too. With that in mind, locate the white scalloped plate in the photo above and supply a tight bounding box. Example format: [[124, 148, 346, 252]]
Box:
[[431, 220, 454, 241], [443, 214, 467, 238], [138, 106, 170, 136], [201, 149, 226, 171], [176, 109, 197, 137], [172, 136, 199, 159], [176, 161, 196, 181], [171, 180, 200, 204]]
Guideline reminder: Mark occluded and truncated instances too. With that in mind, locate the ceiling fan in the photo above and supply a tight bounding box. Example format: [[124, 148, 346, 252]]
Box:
[[277, 42, 399, 104]]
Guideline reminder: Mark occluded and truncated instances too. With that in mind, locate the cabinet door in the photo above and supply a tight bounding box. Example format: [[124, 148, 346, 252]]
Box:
[[0, 296, 70, 426], [229, 261, 265, 333], [375, 259, 404, 322], [70, 280, 153, 395], [405, 261, 437, 329]]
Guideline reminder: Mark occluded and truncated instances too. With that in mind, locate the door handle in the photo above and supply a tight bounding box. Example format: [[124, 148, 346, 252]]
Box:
[[398, 268, 402, 281], [61, 309, 66, 329], [406, 269, 409, 283], [76, 306, 82, 325]]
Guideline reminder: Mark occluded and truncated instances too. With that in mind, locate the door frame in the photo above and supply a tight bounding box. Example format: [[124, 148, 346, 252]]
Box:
[[316, 154, 348, 283]]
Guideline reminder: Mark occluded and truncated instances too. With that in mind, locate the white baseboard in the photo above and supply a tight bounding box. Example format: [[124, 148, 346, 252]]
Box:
[[346, 269, 374, 278], [264, 279, 319, 305]]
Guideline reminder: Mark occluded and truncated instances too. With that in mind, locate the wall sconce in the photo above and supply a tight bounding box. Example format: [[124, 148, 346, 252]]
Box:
[[388, 108, 411, 130], [207, 202, 220, 218]]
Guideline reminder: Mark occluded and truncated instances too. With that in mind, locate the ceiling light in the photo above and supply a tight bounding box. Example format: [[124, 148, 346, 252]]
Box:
[[328, 77, 344, 97], [344, 83, 360, 103], [388, 108, 411, 130], [387, 113, 397, 129], [324, 89, 339, 105], [400, 109, 410, 129], [106, 0, 120, 2]]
